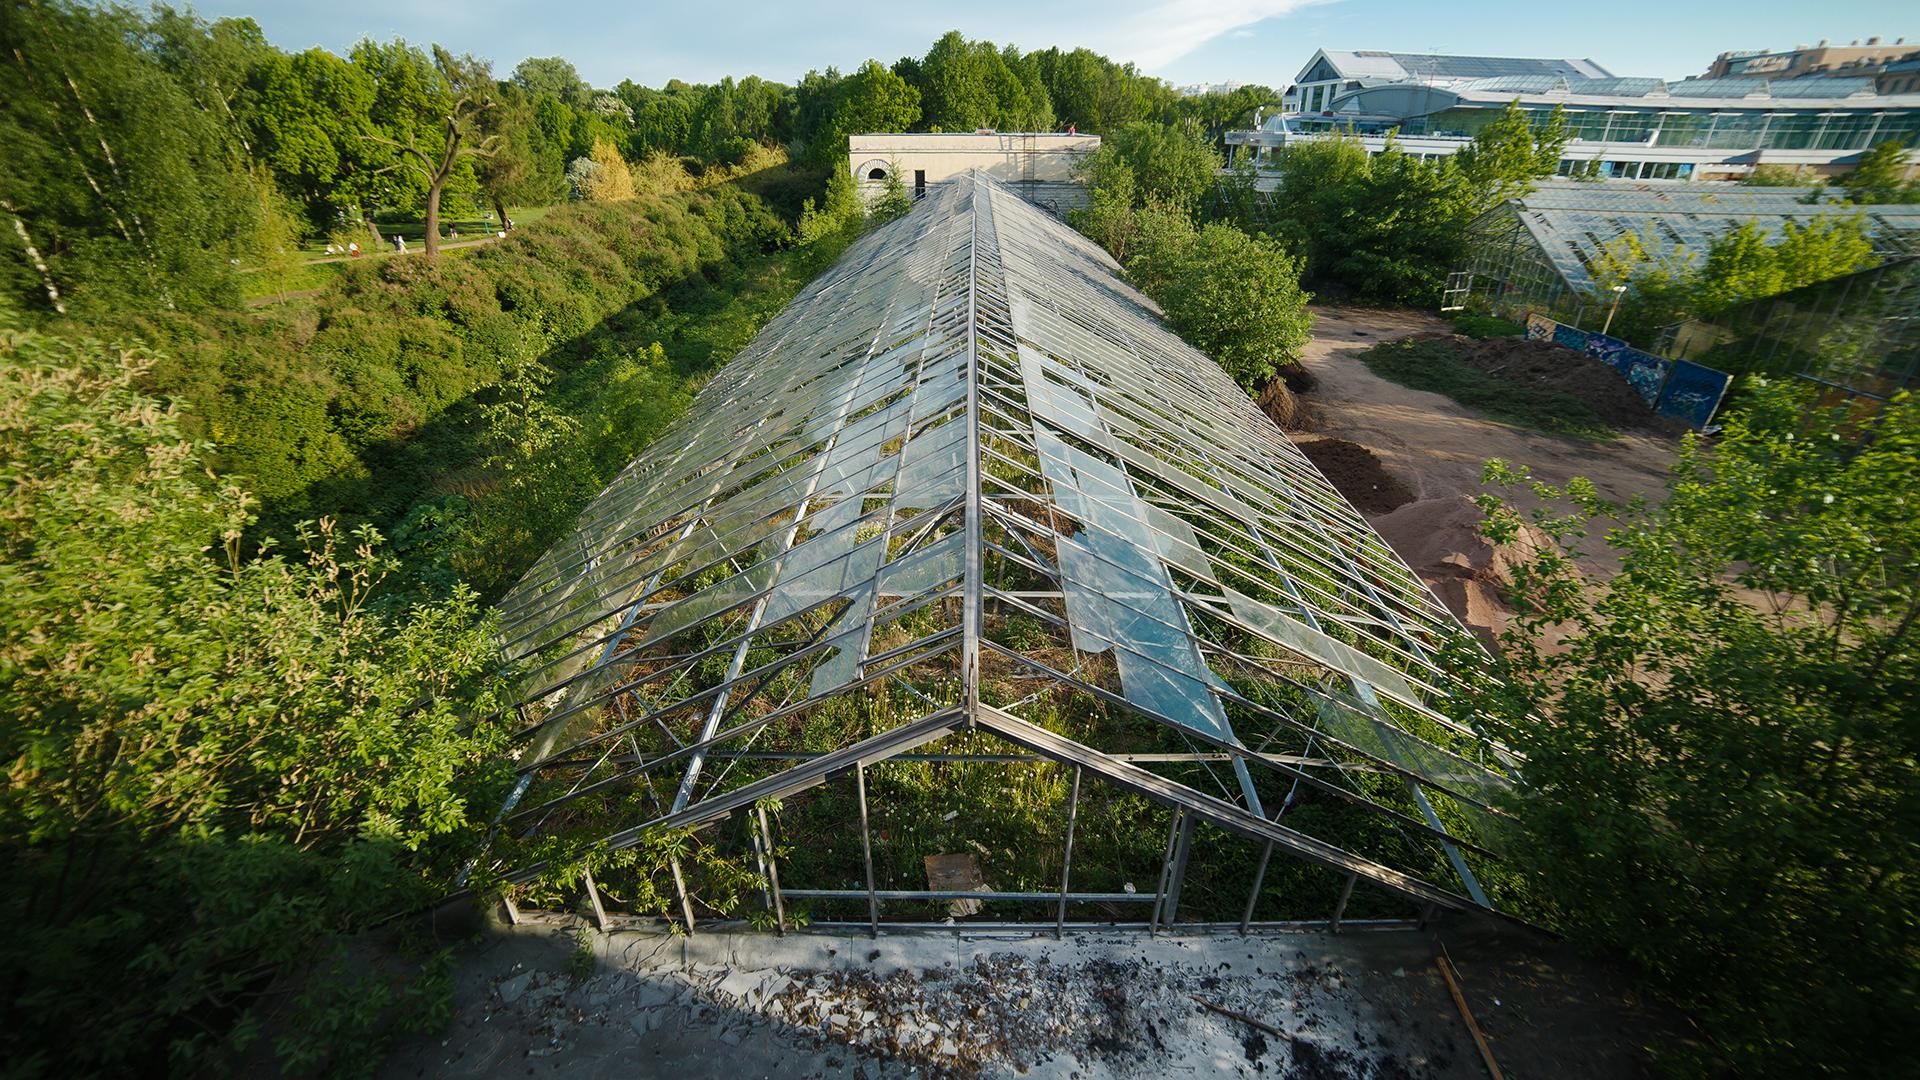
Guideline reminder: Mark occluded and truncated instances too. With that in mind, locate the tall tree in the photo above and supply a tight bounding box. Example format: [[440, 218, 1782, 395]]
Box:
[[1452, 100, 1567, 213], [1835, 139, 1918, 204], [361, 43, 500, 256], [808, 60, 921, 166], [916, 31, 996, 132], [0, 0, 260, 313], [1094, 121, 1222, 210], [511, 55, 591, 107], [477, 84, 562, 229]]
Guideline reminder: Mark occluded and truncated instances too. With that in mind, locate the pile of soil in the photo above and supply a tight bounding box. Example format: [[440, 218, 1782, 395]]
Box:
[[1371, 494, 1562, 652], [1256, 377, 1300, 429], [1443, 334, 1682, 434], [1293, 437, 1415, 514]]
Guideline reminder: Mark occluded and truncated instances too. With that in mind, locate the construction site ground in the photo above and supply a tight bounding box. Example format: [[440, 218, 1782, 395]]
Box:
[[1292, 305, 1678, 582]]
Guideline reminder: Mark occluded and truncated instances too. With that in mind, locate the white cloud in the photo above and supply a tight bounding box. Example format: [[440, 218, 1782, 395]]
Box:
[[1231, 28, 1257, 38], [1082, 0, 1326, 70]]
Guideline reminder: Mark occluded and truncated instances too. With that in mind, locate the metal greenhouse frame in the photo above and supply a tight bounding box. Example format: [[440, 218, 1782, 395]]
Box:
[[1457, 182, 1920, 326], [467, 172, 1523, 934]]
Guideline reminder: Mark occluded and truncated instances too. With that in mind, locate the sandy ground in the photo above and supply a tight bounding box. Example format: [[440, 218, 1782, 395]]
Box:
[[377, 911, 1676, 1080], [1294, 306, 1679, 580]]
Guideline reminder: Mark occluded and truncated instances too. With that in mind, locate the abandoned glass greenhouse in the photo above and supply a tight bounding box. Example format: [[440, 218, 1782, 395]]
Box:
[[1453, 181, 1920, 327], [469, 173, 1523, 933]]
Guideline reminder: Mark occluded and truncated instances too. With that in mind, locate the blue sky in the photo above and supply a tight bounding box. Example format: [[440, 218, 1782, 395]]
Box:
[[193, 1, 1916, 89]]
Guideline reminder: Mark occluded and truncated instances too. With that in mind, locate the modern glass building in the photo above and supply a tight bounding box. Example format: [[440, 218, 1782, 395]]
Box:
[[1231, 50, 1920, 181]]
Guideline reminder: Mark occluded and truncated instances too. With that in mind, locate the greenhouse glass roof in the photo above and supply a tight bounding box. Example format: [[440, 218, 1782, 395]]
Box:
[[1499, 182, 1920, 295], [476, 173, 1520, 922]]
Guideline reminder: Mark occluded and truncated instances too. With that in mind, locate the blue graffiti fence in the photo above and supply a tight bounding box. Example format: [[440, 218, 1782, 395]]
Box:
[[1525, 314, 1730, 430]]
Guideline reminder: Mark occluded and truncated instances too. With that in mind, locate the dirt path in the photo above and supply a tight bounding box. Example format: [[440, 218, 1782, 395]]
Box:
[[1296, 306, 1679, 579]]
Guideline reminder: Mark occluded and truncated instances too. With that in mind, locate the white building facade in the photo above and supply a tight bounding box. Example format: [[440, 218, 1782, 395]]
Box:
[[848, 132, 1101, 213], [1235, 49, 1920, 182]]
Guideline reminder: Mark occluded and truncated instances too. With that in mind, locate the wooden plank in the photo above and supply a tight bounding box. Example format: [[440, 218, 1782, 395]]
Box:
[[1436, 950, 1505, 1080]]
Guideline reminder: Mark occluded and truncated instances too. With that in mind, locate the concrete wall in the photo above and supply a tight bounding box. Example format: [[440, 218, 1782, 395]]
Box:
[[848, 133, 1099, 211]]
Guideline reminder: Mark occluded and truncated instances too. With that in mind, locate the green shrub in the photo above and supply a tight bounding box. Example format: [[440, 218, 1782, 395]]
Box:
[[1467, 383, 1920, 1075], [0, 319, 512, 1073], [1451, 312, 1523, 339]]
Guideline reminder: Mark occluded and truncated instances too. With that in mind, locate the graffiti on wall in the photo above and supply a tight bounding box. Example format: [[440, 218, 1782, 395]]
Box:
[[1522, 313, 1730, 430]]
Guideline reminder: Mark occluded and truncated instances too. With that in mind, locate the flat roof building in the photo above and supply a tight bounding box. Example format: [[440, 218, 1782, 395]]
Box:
[[848, 132, 1099, 214], [1232, 49, 1920, 182], [1705, 38, 1918, 81]]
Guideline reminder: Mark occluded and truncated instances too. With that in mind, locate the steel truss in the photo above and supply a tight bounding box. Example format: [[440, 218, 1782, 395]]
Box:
[[472, 172, 1526, 931]]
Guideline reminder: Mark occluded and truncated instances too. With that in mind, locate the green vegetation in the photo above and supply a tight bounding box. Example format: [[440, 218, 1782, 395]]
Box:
[[1123, 205, 1313, 392], [1467, 382, 1920, 1075], [0, 315, 512, 1073], [1593, 215, 1881, 352], [1357, 336, 1616, 440], [1451, 312, 1523, 339], [1831, 139, 1919, 203], [1074, 99, 1565, 318]]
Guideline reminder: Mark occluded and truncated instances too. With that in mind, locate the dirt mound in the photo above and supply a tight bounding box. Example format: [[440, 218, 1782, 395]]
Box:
[[1294, 437, 1415, 514], [1371, 495, 1560, 652], [1443, 334, 1682, 434]]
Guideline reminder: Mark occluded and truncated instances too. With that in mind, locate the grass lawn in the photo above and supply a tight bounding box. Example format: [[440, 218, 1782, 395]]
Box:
[[249, 205, 560, 267], [1359, 336, 1617, 441]]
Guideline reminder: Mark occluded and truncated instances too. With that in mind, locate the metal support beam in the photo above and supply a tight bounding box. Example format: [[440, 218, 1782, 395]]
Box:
[[1056, 765, 1082, 939], [1241, 840, 1275, 934], [1163, 810, 1196, 930], [1149, 808, 1182, 935], [485, 708, 962, 889], [1332, 872, 1358, 933], [583, 869, 610, 931], [670, 857, 695, 934], [857, 762, 878, 938], [973, 705, 1491, 917], [758, 805, 787, 935]]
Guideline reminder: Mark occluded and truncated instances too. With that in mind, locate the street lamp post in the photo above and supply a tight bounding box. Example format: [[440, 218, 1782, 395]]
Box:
[[1601, 284, 1628, 336]]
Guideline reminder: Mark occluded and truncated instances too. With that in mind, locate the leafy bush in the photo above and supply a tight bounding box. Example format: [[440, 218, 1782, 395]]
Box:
[[0, 318, 512, 1073], [1466, 382, 1920, 1075], [1130, 217, 1313, 393]]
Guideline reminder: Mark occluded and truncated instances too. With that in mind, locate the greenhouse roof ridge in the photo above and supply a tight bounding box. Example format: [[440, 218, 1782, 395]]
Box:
[[471, 171, 1523, 925]]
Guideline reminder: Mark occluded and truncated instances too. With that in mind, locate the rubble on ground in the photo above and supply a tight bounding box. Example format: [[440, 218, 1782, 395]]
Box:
[[420, 927, 1465, 1079]]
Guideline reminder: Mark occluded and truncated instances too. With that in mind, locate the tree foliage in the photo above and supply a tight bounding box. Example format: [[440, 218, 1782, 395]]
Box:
[[804, 60, 921, 166], [1466, 382, 1920, 1075], [1833, 139, 1919, 204], [1451, 100, 1567, 214], [1591, 214, 1880, 346], [1083, 122, 1223, 210], [1106, 202, 1312, 392], [0, 0, 261, 314], [1262, 135, 1474, 304], [1693, 216, 1879, 314], [0, 315, 512, 1074]]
